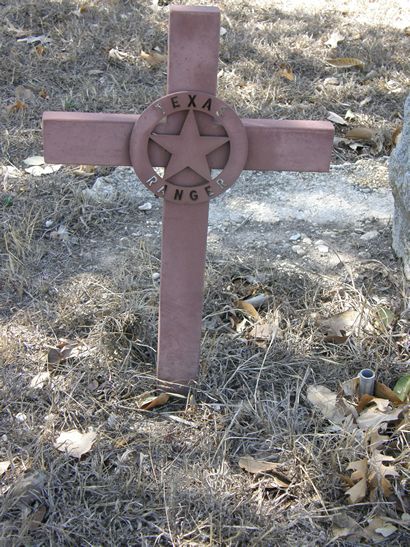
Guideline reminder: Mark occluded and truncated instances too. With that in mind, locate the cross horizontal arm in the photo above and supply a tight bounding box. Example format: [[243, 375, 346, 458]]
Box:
[[43, 111, 334, 173]]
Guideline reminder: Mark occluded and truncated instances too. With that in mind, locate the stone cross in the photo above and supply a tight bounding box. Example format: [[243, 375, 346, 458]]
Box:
[[43, 6, 334, 392]]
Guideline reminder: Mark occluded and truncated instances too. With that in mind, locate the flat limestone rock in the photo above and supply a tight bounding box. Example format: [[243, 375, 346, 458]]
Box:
[[90, 160, 392, 229], [389, 94, 410, 279]]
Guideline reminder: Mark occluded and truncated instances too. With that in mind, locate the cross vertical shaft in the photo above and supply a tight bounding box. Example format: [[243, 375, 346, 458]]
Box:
[[157, 7, 220, 390]]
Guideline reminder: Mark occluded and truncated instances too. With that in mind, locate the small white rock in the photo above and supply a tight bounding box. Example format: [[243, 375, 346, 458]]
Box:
[[302, 237, 312, 245], [316, 244, 329, 254], [289, 233, 301, 241], [314, 239, 326, 246], [152, 272, 160, 281], [360, 230, 378, 241], [15, 412, 27, 422], [138, 202, 152, 211], [292, 245, 306, 256], [45, 219, 53, 228]]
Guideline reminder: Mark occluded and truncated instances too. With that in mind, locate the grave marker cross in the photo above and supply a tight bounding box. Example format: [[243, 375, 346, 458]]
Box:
[[43, 6, 334, 392]]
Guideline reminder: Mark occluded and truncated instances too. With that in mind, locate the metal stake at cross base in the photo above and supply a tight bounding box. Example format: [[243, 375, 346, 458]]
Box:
[[42, 6, 334, 394]]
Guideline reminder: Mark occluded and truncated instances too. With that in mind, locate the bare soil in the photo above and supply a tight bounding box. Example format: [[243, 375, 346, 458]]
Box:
[[1, 1, 409, 545]]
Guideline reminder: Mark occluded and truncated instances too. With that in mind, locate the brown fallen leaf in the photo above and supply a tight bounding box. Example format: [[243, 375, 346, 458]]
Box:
[[6, 99, 27, 112], [345, 127, 377, 142], [35, 44, 46, 56], [47, 347, 61, 366], [326, 57, 365, 69], [239, 455, 282, 474], [345, 459, 368, 503], [54, 428, 96, 458], [332, 513, 363, 541], [319, 309, 363, 337], [374, 382, 403, 405], [346, 477, 367, 503], [306, 385, 348, 424], [249, 319, 279, 342], [356, 395, 391, 413], [27, 505, 47, 531], [140, 50, 166, 67], [342, 376, 359, 397], [356, 404, 405, 430], [368, 431, 389, 450], [72, 165, 96, 177], [278, 65, 295, 81], [136, 391, 170, 410], [235, 300, 260, 320], [364, 516, 397, 542]]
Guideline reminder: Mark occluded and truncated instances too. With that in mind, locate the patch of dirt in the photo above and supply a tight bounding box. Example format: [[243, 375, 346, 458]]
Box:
[[1, 1, 409, 545]]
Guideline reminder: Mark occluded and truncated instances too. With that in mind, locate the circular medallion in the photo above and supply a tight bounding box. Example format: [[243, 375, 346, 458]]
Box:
[[130, 91, 248, 204]]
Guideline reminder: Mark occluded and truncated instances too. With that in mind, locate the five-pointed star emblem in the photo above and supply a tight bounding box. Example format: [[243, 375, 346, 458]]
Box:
[[149, 110, 229, 180]]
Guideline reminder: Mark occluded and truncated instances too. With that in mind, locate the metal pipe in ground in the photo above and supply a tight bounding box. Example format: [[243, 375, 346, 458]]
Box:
[[359, 369, 376, 396]]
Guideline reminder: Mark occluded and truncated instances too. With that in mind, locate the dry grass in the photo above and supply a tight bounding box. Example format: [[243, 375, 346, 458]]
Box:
[[1, 0, 409, 545]]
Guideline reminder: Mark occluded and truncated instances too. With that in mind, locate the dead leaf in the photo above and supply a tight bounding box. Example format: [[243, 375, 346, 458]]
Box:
[[324, 31, 345, 48], [364, 516, 397, 542], [327, 111, 348, 125], [347, 458, 368, 482], [239, 455, 283, 474], [326, 57, 364, 69], [47, 347, 61, 366], [72, 165, 96, 177], [306, 385, 347, 424], [346, 477, 367, 503], [0, 461, 11, 476], [38, 88, 49, 99], [108, 48, 129, 61], [5, 21, 31, 37], [319, 309, 363, 337], [54, 428, 97, 458], [357, 395, 391, 413], [342, 376, 359, 397], [356, 405, 405, 430], [278, 65, 295, 81], [369, 450, 398, 481], [32, 45, 45, 57], [332, 513, 363, 540], [249, 317, 279, 342], [136, 391, 170, 410], [140, 50, 166, 67], [6, 100, 27, 112], [30, 371, 50, 389], [235, 300, 260, 320], [345, 127, 377, 142], [374, 382, 403, 405], [27, 505, 47, 530], [368, 431, 389, 450]]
